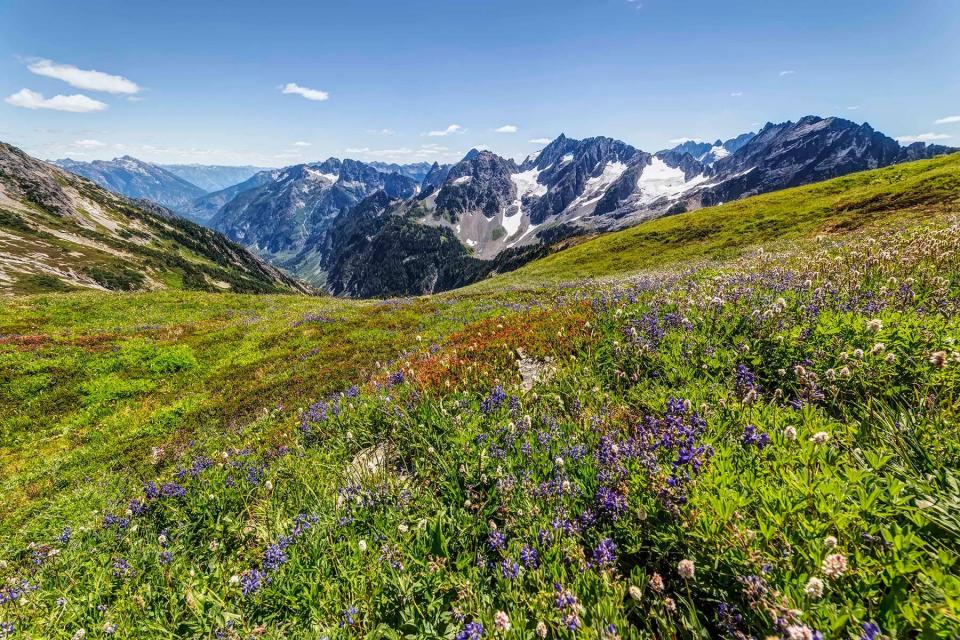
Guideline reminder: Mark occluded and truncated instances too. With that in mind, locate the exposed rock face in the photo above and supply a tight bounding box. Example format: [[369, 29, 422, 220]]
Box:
[[179, 168, 284, 224], [670, 132, 756, 165], [0, 141, 311, 294], [210, 159, 420, 266], [417, 162, 452, 198], [435, 151, 518, 221], [522, 136, 641, 225]]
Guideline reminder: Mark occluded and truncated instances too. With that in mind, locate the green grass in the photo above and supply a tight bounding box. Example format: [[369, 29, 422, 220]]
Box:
[[1, 157, 959, 638]]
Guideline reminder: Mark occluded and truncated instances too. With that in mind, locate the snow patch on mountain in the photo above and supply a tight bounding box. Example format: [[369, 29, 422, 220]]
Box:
[[304, 167, 339, 184], [564, 161, 629, 212], [636, 158, 707, 204], [505, 167, 547, 237]]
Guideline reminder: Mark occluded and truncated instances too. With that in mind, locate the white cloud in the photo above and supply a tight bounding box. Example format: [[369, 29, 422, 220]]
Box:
[[934, 115, 960, 125], [293, 141, 311, 147], [495, 125, 518, 133], [366, 128, 396, 135], [427, 124, 463, 137], [27, 59, 139, 94], [730, 91, 743, 97], [73, 139, 106, 149], [345, 143, 460, 161], [5, 88, 107, 112], [895, 132, 951, 144], [847, 105, 861, 110], [668, 137, 702, 144], [529, 138, 552, 144], [281, 82, 329, 101], [779, 70, 796, 77]]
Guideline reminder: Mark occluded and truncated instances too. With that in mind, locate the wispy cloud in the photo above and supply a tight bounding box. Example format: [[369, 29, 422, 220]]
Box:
[[292, 141, 311, 147], [345, 143, 459, 161], [281, 82, 329, 101], [72, 139, 106, 149], [426, 124, 463, 137], [366, 128, 396, 135], [5, 88, 107, 112], [529, 138, 552, 144], [730, 91, 743, 97], [934, 115, 960, 125], [27, 59, 139, 94], [846, 105, 861, 110], [495, 125, 518, 133], [668, 137, 702, 144], [895, 132, 951, 144], [779, 70, 796, 77]]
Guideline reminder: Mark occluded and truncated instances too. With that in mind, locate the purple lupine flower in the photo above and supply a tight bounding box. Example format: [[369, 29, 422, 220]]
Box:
[[595, 486, 628, 519], [160, 482, 186, 499], [128, 499, 148, 516], [562, 613, 582, 631], [861, 622, 882, 640], [159, 551, 173, 565], [262, 544, 287, 572], [0, 580, 36, 605], [488, 530, 506, 552], [240, 569, 269, 596], [455, 621, 484, 640], [742, 425, 771, 450], [189, 456, 213, 477], [734, 364, 756, 394], [554, 584, 578, 610], [590, 538, 617, 568], [102, 514, 130, 530], [340, 605, 359, 627], [501, 560, 520, 580], [58, 527, 72, 545], [112, 558, 132, 578], [480, 386, 506, 414], [520, 544, 538, 569], [144, 482, 160, 500]]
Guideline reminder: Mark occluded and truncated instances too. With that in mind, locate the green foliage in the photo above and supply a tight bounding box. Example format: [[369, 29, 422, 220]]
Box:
[[83, 264, 147, 291], [1, 167, 959, 637]]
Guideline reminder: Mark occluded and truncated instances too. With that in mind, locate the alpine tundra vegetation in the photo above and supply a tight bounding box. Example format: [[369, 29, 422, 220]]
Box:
[[1, 151, 959, 638]]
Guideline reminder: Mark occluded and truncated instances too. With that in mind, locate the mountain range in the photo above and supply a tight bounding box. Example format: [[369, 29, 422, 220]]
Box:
[[49, 115, 956, 297], [1, 143, 308, 294]]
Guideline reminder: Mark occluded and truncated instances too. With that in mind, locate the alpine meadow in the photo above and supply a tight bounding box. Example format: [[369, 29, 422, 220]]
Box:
[[2, 1, 960, 639]]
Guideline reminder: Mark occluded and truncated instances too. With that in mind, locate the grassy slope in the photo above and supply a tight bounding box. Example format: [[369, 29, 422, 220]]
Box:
[[473, 152, 960, 290], [0, 289, 552, 541], [0, 143, 304, 295], [0, 156, 959, 638]]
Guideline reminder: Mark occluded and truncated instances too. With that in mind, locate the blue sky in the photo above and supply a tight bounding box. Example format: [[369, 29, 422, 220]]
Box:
[[2, 0, 958, 167]]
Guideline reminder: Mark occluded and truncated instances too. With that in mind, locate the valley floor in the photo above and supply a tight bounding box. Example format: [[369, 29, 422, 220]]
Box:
[[1, 170, 960, 637]]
